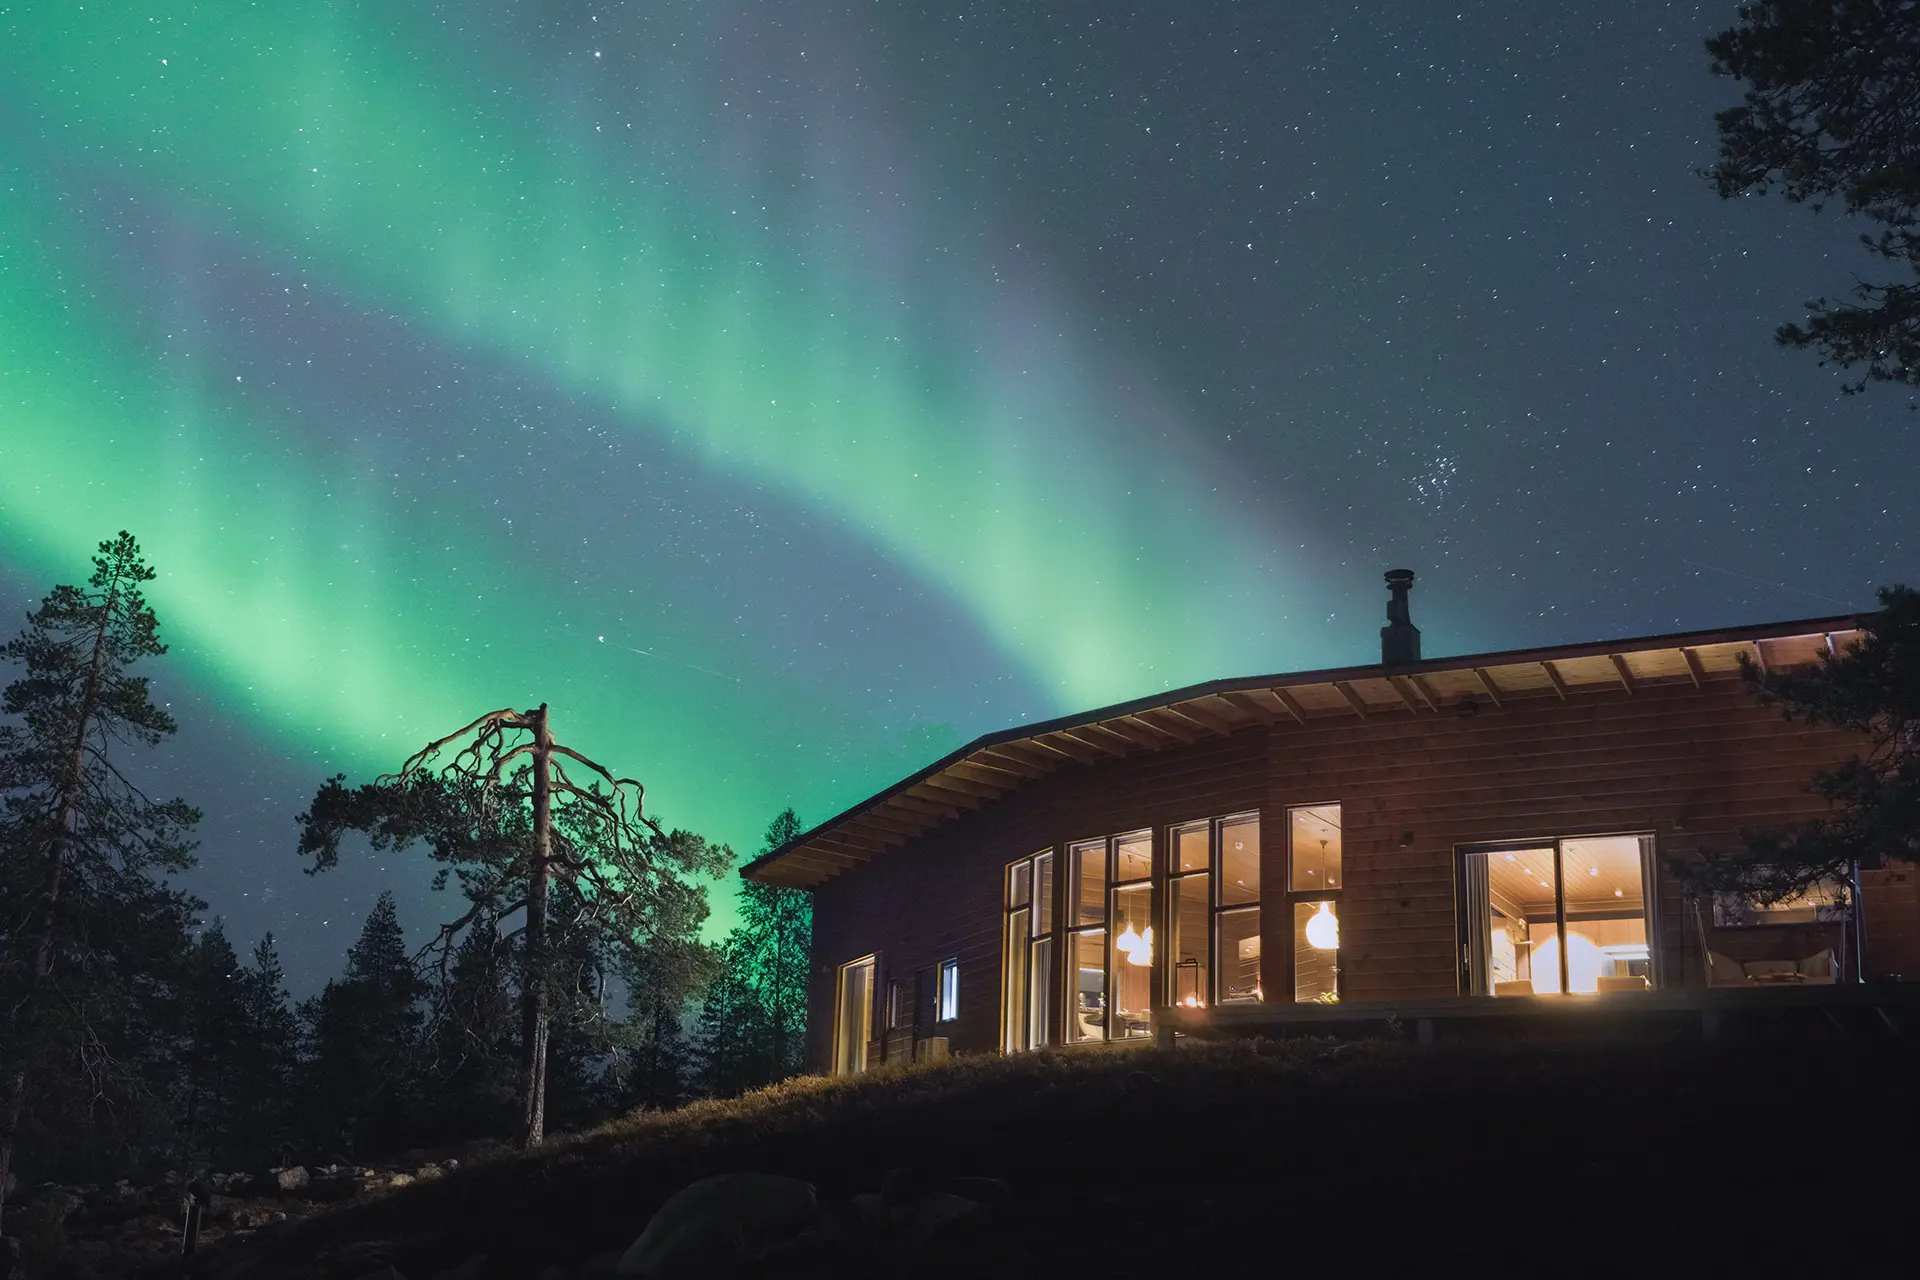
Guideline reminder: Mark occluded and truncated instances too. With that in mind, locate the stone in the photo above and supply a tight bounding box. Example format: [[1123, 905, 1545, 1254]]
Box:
[[428, 1255, 487, 1280], [230, 1204, 289, 1231], [616, 1173, 819, 1279], [275, 1166, 311, 1193], [413, 1165, 444, 1180], [384, 1173, 416, 1190]]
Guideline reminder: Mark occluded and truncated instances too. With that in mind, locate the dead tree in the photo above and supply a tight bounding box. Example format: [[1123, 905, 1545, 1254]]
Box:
[[298, 703, 713, 1149]]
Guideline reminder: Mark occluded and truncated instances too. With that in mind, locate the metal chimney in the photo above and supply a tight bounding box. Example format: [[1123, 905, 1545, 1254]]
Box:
[[1381, 569, 1420, 666]]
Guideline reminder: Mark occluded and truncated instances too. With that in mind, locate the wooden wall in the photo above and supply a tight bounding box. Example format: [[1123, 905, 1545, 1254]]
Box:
[[806, 672, 1887, 1071]]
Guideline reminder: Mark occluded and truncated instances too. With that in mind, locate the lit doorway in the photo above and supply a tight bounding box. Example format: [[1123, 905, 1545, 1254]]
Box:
[[834, 955, 876, 1074], [1458, 835, 1656, 995]]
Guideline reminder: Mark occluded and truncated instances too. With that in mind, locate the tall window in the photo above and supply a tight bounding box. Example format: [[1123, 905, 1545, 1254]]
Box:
[[1002, 850, 1055, 1052], [1288, 804, 1343, 1002], [938, 958, 960, 1022], [1165, 813, 1263, 1006], [1064, 831, 1153, 1043], [833, 955, 876, 1076]]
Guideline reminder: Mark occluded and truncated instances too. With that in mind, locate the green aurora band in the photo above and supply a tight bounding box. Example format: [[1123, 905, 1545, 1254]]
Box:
[[2, 5, 1339, 868]]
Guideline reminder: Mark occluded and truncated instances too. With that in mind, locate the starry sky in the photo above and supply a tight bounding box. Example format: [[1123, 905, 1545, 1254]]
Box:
[[2, 2, 1911, 994]]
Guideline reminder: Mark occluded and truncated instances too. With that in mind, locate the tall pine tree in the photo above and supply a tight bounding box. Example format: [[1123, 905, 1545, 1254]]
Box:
[[298, 892, 425, 1160], [0, 533, 200, 1224]]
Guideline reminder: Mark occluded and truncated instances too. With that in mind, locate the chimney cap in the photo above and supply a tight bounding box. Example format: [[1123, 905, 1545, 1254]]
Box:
[[1385, 568, 1415, 588]]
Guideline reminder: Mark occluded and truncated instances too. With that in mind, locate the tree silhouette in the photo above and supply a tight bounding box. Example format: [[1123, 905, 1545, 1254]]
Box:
[[0, 532, 199, 1229], [1707, 1, 1920, 391], [297, 706, 727, 1147]]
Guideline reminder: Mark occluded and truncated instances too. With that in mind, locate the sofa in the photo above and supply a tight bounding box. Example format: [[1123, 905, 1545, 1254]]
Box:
[[1706, 948, 1836, 986]]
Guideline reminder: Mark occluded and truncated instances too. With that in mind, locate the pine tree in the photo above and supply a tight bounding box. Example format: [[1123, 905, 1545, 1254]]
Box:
[[299, 892, 425, 1160], [176, 920, 247, 1171], [425, 924, 519, 1142], [0, 532, 200, 1226], [229, 935, 298, 1169], [691, 811, 812, 1097], [1706, 1, 1920, 390]]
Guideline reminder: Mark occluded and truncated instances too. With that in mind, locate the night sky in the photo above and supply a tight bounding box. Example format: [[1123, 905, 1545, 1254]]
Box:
[[3, 2, 1911, 994]]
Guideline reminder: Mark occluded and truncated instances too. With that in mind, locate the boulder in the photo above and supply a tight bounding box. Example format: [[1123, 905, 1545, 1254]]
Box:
[[274, 1166, 311, 1193], [384, 1173, 416, 1190], [616, 1173, 819, 1279]]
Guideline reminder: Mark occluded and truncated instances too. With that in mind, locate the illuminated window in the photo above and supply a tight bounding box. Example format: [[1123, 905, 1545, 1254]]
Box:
[[1163, 812, 1263, 1008], [884, 978, 909, 1030], [938, 958, 960, 1022], [1288, 804, 1342, 1003], [1458, 834, 1655, 996], [1063, 831, 1153, 1043], [1002, 850, 1055, 1052]]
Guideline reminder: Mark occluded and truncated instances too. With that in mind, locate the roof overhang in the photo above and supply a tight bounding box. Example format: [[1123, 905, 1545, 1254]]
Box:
[[742, 614, 1862, 889]]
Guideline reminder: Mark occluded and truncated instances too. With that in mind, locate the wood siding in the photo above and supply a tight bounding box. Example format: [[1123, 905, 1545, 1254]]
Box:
[[808, 672, 1892, 1071]]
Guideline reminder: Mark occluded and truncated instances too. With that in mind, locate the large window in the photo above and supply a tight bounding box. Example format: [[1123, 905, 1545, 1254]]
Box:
[[1458, 834, 1655, 996], [833, 955, 876, 1075], [1165, 812, 1264, 1007], [1065, 831, 1153, 1042], [1288, 804, 1343, 1003], [1002, 850, 1055, 1052]]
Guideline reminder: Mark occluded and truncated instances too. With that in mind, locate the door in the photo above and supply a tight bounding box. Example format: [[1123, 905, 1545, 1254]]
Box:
[[833, 955, 876, 1074]]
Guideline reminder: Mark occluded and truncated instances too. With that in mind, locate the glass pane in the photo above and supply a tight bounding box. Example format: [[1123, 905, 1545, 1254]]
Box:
[[1175, 821, 1210, 873], [1561, 836, 1651, 993], [1293, 901, 1340, 1003], [1115, 830, 1152, 883], [1289, 804, 1342, 891], [1007, 860, 1031, 908], [1110, 885, 1152, 1039], [1219, 814, 1260, 905], [1071, 839, 1107, 925], [1168, 874, 1210, 1007], [1068, 929, 1108, 1042], [1002, 911, 1029, 1050], [1034, 852, 1055, 937], [939, 960, 960, 1021], [1030, 936, 1054, 1047], [1216, 908, 1262, 1003], [1485, 846, 1558, 993]]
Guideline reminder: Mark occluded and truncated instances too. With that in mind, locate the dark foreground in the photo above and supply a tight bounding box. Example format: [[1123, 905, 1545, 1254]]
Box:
[[99, 1019, 1917, 1278]]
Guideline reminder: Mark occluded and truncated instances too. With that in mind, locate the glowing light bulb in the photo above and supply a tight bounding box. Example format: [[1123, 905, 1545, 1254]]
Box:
[[1305, 901, 1339, 950], [1116, 922, 1142, 955], [1589, 866, 1600, 876]]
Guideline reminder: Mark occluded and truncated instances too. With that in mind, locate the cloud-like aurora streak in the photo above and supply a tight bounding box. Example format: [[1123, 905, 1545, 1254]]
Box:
[[5, 4, 1337, 695]]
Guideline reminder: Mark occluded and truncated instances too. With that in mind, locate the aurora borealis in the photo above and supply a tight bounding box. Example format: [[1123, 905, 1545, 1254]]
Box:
[[3, 3, 1912, 988]]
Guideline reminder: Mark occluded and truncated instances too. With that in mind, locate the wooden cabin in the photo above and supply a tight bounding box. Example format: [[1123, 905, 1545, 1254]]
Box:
[[742, 574, 1920, 1073]]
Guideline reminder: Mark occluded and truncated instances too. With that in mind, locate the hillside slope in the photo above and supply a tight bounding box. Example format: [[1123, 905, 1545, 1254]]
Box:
[[135, 1029, 1917, 1278]]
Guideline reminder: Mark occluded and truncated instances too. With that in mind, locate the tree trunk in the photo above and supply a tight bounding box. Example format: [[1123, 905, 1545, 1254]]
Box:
[[517, 704, 553, 1149], [0, 571, 120, 1234]]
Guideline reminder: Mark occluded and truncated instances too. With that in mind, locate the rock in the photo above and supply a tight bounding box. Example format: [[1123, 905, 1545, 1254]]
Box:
[[616, 1173, 819, 1279], [384, 1173, 416, 1190], [441, 1159, 459, 1171], [229, 1204, 288, 1231], [428, 1255, 487, 1280], [578, 1250, 622, 1278], [902, 1192, 986, 1245], [274, 1165, 311, 1193], [413, 1164, 443, 1180]]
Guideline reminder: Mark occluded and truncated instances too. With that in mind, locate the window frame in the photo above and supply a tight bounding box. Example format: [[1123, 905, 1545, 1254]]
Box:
[[1061, 830, 1153, 1044], [937, 957, 961, 1023], [1001, 849, 1055, 1052], [1285, 803, 1344, 1003]]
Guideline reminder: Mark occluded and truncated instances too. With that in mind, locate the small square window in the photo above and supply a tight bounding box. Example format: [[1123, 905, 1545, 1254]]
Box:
[[937, 958, 960, 1022]]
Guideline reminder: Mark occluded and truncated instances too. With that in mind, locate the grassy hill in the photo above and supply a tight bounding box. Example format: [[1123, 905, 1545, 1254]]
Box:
[[122, 1024, 1917, 1278]]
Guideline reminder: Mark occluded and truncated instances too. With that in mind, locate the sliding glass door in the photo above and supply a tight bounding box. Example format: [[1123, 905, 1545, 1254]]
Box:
[[1458, 834, 1655, 995], [834, 955, 876, 1074]]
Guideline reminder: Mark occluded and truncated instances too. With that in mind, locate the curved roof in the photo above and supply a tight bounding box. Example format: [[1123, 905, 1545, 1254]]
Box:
[[742, 614, 1860, 889]]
